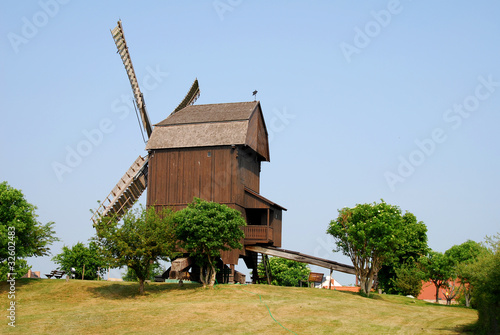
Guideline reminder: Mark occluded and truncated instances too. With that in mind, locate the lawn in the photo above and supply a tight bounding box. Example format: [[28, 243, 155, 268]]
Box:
[[1, 279, 477, 334]]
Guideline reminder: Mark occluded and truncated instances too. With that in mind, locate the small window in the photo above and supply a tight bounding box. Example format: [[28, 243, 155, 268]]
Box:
[[207, 151, 211, 157]]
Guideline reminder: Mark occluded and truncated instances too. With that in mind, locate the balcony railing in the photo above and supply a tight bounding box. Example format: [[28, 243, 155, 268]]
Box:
[[244, 225, 273, 244]]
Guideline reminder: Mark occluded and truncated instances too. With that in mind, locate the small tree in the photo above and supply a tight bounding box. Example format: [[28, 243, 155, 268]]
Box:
[[94, 205, 177, 294], [327, 200, 422, 296], [377, 212, 428, 295], [52, 242, 108, 280], [122, 262, 166, 282], [174, 198, 246, 288], [0, 182, 59, 280], [392, 262, 426, 297], [445, 240, 486, 307], [420, 251, 453, 303], [257, 257, 310, 287]]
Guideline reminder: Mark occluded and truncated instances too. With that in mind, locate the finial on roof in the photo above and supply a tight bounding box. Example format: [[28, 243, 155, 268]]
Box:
[[252, 90, 258, 101]]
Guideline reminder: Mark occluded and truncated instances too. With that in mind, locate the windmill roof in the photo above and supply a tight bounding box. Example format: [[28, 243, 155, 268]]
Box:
[[155, 101, 259, 126], [146, 101, 270, 161]]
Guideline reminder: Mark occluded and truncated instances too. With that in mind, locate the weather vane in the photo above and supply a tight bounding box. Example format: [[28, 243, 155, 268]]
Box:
[[252, 90, 258, 101]]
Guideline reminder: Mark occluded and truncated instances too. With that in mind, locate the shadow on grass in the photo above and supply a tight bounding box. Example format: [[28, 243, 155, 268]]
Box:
[[87, 282, 202, 299], [0, 278, 46, 291], [333, 290, 384, 301], [436, 322, 476, 334]]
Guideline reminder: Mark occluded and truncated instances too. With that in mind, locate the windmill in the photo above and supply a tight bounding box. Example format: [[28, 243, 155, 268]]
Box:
[[91, 21, 356, 285], [90, 21, 200, 225]]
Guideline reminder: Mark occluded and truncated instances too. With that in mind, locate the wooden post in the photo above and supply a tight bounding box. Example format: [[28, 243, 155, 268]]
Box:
[[329, 268, 333, 290], [266, 209, 270, 241], [229, 264, 235, 284], [82, 264, 85, 280], [263, 254, 271, 285]]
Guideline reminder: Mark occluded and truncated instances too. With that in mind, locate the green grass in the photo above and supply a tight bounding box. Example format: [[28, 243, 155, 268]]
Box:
[[1, 279, 477, 334]]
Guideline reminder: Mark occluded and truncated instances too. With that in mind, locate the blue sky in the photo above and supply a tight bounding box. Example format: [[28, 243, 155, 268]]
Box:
[[1, 1, 499, 284]]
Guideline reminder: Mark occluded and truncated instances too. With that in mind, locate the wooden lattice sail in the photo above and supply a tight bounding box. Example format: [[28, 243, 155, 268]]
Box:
[[91, 156, 148, 225]]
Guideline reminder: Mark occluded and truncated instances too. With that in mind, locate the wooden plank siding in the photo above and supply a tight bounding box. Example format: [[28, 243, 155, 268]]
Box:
[[148, 147, 235, 207], [246, 107, 269, 161], [238, 149, 260, 194]]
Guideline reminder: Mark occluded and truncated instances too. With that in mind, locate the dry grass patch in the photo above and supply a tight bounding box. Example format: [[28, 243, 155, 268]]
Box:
[[1, 279, 476, 334]]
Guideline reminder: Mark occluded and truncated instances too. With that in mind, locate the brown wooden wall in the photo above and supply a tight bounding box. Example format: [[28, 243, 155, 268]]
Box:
[[147, 146, 240, 207], [246, 108, 270, 161], [147, 146, 263, 209], [238, 149, 260, 194], [271, 210, 282, 248]]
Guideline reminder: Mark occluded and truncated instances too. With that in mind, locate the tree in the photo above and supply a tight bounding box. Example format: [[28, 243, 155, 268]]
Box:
[[420, 251, 453, 303], [52, 242, 108, 280], [0, 181, 58, 280], [327, 200, 423, 296], [467, 234, 500, 334], [174, 198, 246, 288], [377, 212, 428, 294], [122, 262, 166, 282], [445, 240, 486, 307], [93, 205, 177, 294], [257, 257, 310, 287], [392, 262, 426, 297]]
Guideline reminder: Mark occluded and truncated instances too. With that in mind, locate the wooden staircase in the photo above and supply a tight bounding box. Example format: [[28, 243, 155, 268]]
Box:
[[91, 155, 148, 225]]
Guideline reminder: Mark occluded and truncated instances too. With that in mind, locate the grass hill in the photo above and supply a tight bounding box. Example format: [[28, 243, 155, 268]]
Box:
[[1, 279, 477, 334]]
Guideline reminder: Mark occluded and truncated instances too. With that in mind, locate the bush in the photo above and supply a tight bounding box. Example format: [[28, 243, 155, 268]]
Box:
[[257, 257, 310, 287], [392, 263, 425, 297], [469, 234, 500, 334]]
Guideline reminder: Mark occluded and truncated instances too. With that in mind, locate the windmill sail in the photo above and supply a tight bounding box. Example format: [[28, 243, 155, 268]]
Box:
[[172, 78, 200, 114], [111, 21, 153, 138], [93, 21, 202, 226], [91, 156, 148, 225]]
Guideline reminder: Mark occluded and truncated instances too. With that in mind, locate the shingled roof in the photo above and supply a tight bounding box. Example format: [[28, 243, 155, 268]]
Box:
[[146, 101, 270, 161]]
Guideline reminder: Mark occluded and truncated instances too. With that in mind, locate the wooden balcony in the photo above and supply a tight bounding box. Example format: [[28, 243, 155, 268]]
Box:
[[243, 225, 273, 245]]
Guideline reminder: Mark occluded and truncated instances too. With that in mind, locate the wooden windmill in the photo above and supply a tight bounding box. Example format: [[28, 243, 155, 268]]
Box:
[[92, 21, 355, 284]]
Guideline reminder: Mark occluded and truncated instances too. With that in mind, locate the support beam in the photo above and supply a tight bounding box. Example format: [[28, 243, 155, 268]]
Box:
[[246, 245, 356, 275], [262, 254, 271, 285]]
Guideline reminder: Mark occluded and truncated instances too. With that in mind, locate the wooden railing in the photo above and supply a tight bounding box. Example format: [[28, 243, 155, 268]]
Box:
[[244, 226, 273, 244]]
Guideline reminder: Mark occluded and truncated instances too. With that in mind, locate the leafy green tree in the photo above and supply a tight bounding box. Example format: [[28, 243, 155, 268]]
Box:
[[174, 198, 246, 288], [52, 242, 108, 280], [122, 262, 166, 282], [327, 200, 424, 296], [445, 240, 486, 307], [0, 259, 30, 281], [94, 205, 177, 294], [0, 181, 58, 280], [420, 251, 453, 303], [392, 262, 426, 297], [257, 257, 310, 287], [377, 212, 428, 294], [467, 234, 500, 334]]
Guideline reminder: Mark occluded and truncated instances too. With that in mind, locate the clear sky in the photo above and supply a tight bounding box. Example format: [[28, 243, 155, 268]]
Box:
[[1, 1, 499, 284]]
